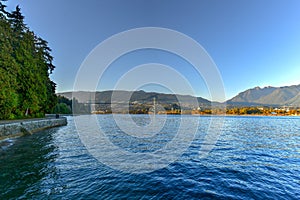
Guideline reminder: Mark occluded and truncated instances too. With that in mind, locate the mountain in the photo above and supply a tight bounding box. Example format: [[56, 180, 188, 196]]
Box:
[[58, 90, 211, 108], [58, 84, 300, 108], [227, 84, 300, 106]]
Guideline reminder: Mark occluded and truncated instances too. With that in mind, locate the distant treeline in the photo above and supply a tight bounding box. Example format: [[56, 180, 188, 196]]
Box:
[[53, 95, 91, 115], [53, 96, 72, 114], [192, 106, 300, 116], [0, 2, 57, 119]]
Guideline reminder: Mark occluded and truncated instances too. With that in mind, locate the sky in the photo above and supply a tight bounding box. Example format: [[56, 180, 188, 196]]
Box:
[[6, 0, 300, 101]]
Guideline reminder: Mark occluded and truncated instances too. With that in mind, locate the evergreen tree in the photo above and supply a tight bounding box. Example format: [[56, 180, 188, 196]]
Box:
[[0, 0, 9, 17], [0, 14, 19, 118], [8, 5, 25, 33], [0, 3, 57, 119]]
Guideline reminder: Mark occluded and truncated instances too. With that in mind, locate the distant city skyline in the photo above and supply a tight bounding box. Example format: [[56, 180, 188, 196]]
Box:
[[6, 0, 300, 100]]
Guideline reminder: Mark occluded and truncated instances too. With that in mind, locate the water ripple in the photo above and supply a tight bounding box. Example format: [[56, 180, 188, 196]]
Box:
[[1, 115, 300, 199]]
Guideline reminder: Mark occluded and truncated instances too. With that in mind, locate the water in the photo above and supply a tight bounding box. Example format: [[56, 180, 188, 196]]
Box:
[[1, 115, 300, 199]]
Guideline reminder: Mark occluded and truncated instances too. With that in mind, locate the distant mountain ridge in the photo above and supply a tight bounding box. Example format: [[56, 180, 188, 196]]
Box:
[[227, 84, 300, 106], [58, 84, 300, 107], [58, 90, 211, 107]]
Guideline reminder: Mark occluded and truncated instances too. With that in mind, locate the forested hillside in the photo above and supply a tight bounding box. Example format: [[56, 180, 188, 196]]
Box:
[[0, 2, 57, 119]]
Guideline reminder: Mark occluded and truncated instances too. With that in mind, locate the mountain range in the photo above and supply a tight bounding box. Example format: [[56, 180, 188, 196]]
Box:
[[58, 90, 210, 109], [58, 84, 300, 107], [227, 84, 300, 106]]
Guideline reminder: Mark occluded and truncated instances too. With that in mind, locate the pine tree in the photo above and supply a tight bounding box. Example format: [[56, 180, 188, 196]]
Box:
[[0, 0, 9, 17], [0, 15, 19, 119], [0, 3, 57, 119]]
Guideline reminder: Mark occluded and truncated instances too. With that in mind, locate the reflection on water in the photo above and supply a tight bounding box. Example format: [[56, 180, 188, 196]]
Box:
[[0, 128, 58, 199], [0, 115, 300, 199]]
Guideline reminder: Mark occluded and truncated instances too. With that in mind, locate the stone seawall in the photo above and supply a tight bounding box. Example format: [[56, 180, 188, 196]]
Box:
[[0, 117, 67, 140]]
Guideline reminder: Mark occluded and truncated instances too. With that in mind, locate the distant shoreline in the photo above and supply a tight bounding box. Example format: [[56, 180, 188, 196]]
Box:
[[74, 113, 300, 117]]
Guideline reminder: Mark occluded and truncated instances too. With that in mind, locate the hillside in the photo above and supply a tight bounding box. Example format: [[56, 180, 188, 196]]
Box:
[[227, 84, 300, 106], [58, 84, 300, 109], [58, 90, 211, 108]]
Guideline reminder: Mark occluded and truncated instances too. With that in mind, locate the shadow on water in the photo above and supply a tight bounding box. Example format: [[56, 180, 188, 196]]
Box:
[[0, 128, 59, 199]]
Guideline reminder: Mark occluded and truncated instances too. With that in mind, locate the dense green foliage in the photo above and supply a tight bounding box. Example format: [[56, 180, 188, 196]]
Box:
[[0, 2, 57, 119], [52, 96, 72, 114]]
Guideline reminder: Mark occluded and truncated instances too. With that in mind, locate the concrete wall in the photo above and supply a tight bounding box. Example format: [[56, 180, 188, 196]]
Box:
[[0, 118, 67, 140]]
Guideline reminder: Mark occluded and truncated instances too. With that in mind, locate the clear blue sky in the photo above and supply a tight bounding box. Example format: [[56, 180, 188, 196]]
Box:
[[6, 0, 300, 101]]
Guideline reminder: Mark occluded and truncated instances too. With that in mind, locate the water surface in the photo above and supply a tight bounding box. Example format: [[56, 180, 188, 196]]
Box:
[[0, 115, 299, 199]]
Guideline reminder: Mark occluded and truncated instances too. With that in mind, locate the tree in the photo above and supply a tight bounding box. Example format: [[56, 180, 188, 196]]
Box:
[[52, 103, 71, 114], [35, 37, 55, 74], [8, 5, 25, 33], [0, 3, 57, 119], [0, 14, 19, 119], [0, 0, 9, 17]]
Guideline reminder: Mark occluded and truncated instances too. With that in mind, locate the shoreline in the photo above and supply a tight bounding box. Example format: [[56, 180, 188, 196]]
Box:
[[0, 117, 67, 140], [87, 113, 300, 117]]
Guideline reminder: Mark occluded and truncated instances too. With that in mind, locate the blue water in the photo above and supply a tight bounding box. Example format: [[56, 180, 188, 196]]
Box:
[[1, 115, 300, 199]]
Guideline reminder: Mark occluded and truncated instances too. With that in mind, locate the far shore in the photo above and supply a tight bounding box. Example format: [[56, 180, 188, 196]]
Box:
[[73, 113, 300, 117]]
